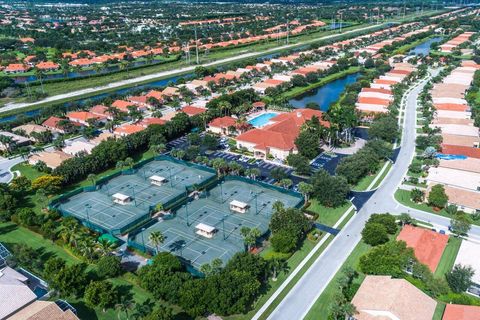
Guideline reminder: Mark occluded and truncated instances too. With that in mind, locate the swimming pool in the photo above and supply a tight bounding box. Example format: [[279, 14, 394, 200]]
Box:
[[248, 112, 278, 128], [435, 153, 467, 160]]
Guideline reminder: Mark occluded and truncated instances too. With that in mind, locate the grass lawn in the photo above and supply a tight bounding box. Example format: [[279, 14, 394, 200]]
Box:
[[371, 161, 392, 189], [0, 222, 81, 267], [352, 161, 387, 191], [434, 237, 462, 279], [433, 302, 446, 320], [11, 162, 44, 181], [304, 240, 371, 320], [306, 199, 352, 227], [393, 189, 480, 226]]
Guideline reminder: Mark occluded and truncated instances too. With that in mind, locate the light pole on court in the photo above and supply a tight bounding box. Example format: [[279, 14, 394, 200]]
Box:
[[84, 204, 92, 229], [140, 227, 146, 251]]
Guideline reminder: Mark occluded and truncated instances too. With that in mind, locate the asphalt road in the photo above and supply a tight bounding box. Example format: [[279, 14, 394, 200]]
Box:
[[2, 23, 390, 114], [263, 70, 480, 320]]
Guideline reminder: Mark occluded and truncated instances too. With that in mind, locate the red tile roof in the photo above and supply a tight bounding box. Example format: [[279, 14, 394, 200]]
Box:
[[397, 225, 449, 272], [441, 144, 480, 159], [36, 61, 59, 70], [237, 109, 329, 152], [434, 103, 469, 112], [361, 87, 392, 95], [5, 64, 28, 72], [114, 124, 145, 135], [67, 111, 106, 122], [42, 116, 64, 129], [111, 100, 134, 113], [209, 116, 237, 128], [181, 105, 206, 116], [129, 95, 148, 105], [358, 97, 391, 106], [443, 304, 480, 320], [139, 118, 166, 127]]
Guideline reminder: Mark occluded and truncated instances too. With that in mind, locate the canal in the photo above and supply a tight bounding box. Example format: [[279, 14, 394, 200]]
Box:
[[409, 37, 443, 56], [288, 72, 360, 111]]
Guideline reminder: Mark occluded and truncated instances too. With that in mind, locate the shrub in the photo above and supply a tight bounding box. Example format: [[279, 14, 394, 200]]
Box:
[[361, 222, 389, 246]]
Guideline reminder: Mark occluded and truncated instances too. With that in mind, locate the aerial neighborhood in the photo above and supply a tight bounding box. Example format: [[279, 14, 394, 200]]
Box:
[[0, 1, 480, 320]]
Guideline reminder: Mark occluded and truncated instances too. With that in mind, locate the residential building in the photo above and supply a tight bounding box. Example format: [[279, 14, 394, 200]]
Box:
[[0, 131, 31, 151], [351, 275, 437, 320], [453, 239, 480, 296], [0, 266, 37, 319], [207, 116, 237, 135], [397, 225, 449, 272], [114, 124, 145, 136], [8, 300, 79, 320], [28, 150, 73, 169], [442, 304, 480, 320], [63, 141, 96, 156], [236, 109, 329, 161]]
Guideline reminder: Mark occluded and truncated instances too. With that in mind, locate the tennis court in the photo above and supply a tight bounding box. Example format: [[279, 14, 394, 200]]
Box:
[[55, 158, 215, 234], [130, 178, 303, 268]]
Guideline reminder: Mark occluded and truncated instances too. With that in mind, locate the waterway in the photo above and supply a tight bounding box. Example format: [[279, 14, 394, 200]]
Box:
[[409, 37, 443, 56], [288, 72, 360, 111]]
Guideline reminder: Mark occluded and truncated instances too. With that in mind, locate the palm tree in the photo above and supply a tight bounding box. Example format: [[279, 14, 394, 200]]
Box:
[[240, 227, 261, 251], [34, 68, 45, 93], [96, 238, 115, 256], [0, 135, 14, 155], [88, 173, 96, 186], [280, 178, 292, 189], [270, 258, 289, 281], [151, 143, 166, 155], [124, 157, 134, 169], [298, 182, 314, 203], [115, 295, 134, 320], [148, 231, 165, 254]]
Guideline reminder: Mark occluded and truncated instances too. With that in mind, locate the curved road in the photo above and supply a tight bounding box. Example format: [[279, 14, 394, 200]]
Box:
[[258, 70, 480, 320], [1, 23, 391, 114]]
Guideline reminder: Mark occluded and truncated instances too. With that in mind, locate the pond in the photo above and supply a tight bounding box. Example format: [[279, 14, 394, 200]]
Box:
[[288, 72, 360, 111], [409, 37, 443, 56]]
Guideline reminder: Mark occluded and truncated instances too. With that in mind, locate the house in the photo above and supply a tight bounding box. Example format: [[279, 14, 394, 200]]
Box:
[[138, 118, 166, 127], [397, 225, 449, 272], [0, 131, 31, 151], [12, 124, 50, 141], [442, 304, 480, 320], [207, 116, 237, 135], [4, 64, 29, 74], [66, 111, 107, 126], [114, 124, 145, 137], [0, 266, 37, 319], [89, 105, 113, 120], [236, 109, 329, 160], [453, 239, 480, 296], [111, 100, 136, 113], [42, 116, 72, 134], [8, 300, 79, 320], [128, 95, 150, 109], [181, 105, 207, 117], [28, 150, 73, 169], [351, 275, 437, 320], [63, 141, 96, 156], [36, 61, 59, 71]]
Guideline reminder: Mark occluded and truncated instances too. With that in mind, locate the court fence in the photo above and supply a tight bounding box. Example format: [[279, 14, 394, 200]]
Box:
[[48, 155, 217, 235]]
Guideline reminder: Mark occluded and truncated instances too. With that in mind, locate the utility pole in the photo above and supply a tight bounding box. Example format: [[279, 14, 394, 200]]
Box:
[[194, 26, 199, 65], [286, 19, 289, 45]]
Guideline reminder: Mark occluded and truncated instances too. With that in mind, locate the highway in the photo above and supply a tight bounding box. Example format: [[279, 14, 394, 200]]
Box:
[[259, 70, 480, 320]]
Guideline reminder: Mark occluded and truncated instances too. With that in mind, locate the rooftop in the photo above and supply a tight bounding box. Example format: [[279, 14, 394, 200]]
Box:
[[351, 275, 437, 320], [443, 304, 480, 320], [454, 239, 480, 285], [397, 225, 449, 272]]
